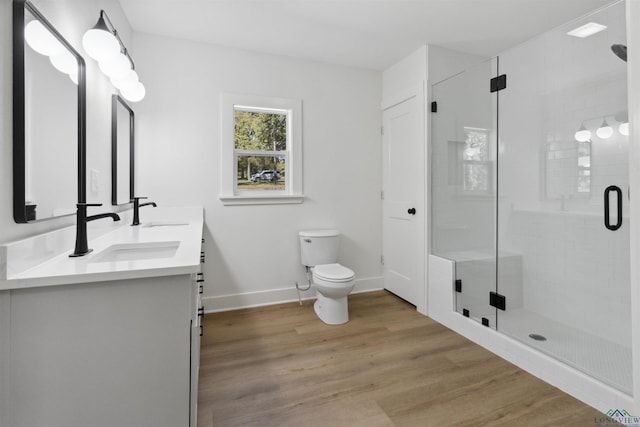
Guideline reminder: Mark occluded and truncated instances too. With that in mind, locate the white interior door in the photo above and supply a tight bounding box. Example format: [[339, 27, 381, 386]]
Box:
[[382, 92, 424, 306]]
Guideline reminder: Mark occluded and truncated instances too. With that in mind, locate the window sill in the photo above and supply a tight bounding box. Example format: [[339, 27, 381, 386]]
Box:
[[220, 194, 305, 206]]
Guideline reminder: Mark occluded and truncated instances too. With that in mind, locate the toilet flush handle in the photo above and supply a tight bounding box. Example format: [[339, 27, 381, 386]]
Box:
[[304, 238, 312, 243]]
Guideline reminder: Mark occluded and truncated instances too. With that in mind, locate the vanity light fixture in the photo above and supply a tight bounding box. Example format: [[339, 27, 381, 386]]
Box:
[[82, 13, 119, 61], [24, 19, 78, 84], [24, 19, 63, 56], [596, 118, 613, 139], [82, 10, 145, 102], [99, 52, 130, 78], [575, 115, 629, 142], [567, 22, 607, 38], [574, 123, 591, 142]]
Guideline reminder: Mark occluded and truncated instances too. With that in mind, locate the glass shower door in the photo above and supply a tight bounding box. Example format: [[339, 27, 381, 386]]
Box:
[[496, 0, 631, 393], [431, 58, 499, 328]]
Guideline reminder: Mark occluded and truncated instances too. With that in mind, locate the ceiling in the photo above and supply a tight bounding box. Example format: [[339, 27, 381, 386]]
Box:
[[119, 0, 613, 71]]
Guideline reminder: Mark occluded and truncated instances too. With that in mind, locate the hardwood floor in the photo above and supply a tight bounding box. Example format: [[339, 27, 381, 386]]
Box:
[[197, 290, 605, 426]]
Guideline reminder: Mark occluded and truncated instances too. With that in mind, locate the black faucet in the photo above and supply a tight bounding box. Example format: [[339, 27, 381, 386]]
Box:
[[131, 196, 157, 226], [69, 203, 121, 257]]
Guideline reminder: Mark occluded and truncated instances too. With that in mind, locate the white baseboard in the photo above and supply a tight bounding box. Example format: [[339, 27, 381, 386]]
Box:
[[203, 276, 383, 313]]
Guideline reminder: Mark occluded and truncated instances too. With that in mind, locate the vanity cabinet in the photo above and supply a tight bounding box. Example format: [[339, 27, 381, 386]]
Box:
[[7, 273, 201, 427], [0, 206, 204, 427]]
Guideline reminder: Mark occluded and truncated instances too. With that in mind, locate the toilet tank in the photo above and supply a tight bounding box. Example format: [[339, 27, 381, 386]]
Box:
[[299, 230, 340, 266]]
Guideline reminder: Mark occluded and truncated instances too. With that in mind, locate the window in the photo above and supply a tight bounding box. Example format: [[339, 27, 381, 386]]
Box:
[[461, 127, 491, 193], [576, 141, 591, 193], [220, 93, 303, 205], [447, 127, 493, 195], [545, 140, 591, 198], [235, 109, 286, 192]]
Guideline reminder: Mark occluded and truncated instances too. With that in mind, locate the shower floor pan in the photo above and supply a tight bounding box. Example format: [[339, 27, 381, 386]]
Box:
[[499, 309, 631, 395]]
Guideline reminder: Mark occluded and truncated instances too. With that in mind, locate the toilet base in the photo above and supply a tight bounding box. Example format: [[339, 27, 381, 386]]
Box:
[[314, 292, 349, 325]]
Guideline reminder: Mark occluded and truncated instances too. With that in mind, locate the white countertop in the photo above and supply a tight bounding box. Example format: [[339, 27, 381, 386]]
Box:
[[0, 206, 204, 290]]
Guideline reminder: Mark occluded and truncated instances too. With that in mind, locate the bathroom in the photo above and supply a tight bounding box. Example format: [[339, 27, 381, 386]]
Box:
[[1, 0, 640, 425]]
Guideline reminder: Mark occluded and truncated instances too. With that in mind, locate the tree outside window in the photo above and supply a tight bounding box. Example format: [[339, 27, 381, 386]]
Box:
[[234, 110, 287, 191]]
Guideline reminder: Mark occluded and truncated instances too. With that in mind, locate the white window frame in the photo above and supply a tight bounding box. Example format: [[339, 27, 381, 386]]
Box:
[[220, 93, 303, 205]]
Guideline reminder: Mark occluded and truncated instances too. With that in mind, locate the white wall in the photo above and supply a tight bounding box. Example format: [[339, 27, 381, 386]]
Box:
[[427, 45, 486, 86], [382, 45, 426, 108], [131, 34, 383, 310]]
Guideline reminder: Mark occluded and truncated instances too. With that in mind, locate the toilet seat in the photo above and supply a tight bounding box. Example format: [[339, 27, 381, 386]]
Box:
[[312, 263, 354, 283]]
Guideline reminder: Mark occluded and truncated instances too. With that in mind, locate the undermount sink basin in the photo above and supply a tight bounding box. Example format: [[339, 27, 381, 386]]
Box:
[[143, 222, 189, 228], [90, 241, 180, 263]]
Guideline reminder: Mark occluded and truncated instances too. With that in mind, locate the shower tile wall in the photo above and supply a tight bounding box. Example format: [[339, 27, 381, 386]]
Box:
[[498, 2, 628, 214], [505, 210, 630, 346], [498, 1, 630, 349]]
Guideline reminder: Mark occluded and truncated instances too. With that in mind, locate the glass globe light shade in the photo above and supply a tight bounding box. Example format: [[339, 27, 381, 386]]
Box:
[[110, 69, 138, 90], [24, 20, 64, 56], [99, 53, 131, 79], [596, 119, 613, 139], [128, 69, 139, 84], [619, 122, 629, 136], [121, 81, 146, 102], [82, 18, 119, 62], [574, 124, 591, 142], [49, 50, 77, 75]]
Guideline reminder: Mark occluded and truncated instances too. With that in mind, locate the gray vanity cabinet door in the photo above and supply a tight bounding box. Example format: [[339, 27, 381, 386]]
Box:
[[9, 275, 192, 427]]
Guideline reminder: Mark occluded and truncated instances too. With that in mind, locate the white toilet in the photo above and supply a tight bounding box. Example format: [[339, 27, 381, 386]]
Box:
[[299, 230, 355, 325]]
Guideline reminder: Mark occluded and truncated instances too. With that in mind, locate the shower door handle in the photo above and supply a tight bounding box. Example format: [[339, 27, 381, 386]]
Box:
[[604, 185, 622, 231]]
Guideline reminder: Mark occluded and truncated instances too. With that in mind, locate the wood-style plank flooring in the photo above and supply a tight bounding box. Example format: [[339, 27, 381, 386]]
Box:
[[197, 290, 605, 426]]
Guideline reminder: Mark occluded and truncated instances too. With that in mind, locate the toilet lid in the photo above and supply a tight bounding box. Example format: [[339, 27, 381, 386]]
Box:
[[313, 263, 355, 282]]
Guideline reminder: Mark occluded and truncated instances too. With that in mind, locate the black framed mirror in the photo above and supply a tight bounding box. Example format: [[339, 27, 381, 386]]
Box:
[[13, 0, 86, 223], [111, 95, 134, 205]]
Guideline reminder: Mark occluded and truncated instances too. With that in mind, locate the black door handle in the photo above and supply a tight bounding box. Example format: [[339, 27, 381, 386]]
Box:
[[604, 185, 622, 231], [408, 208, 416, 215]]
